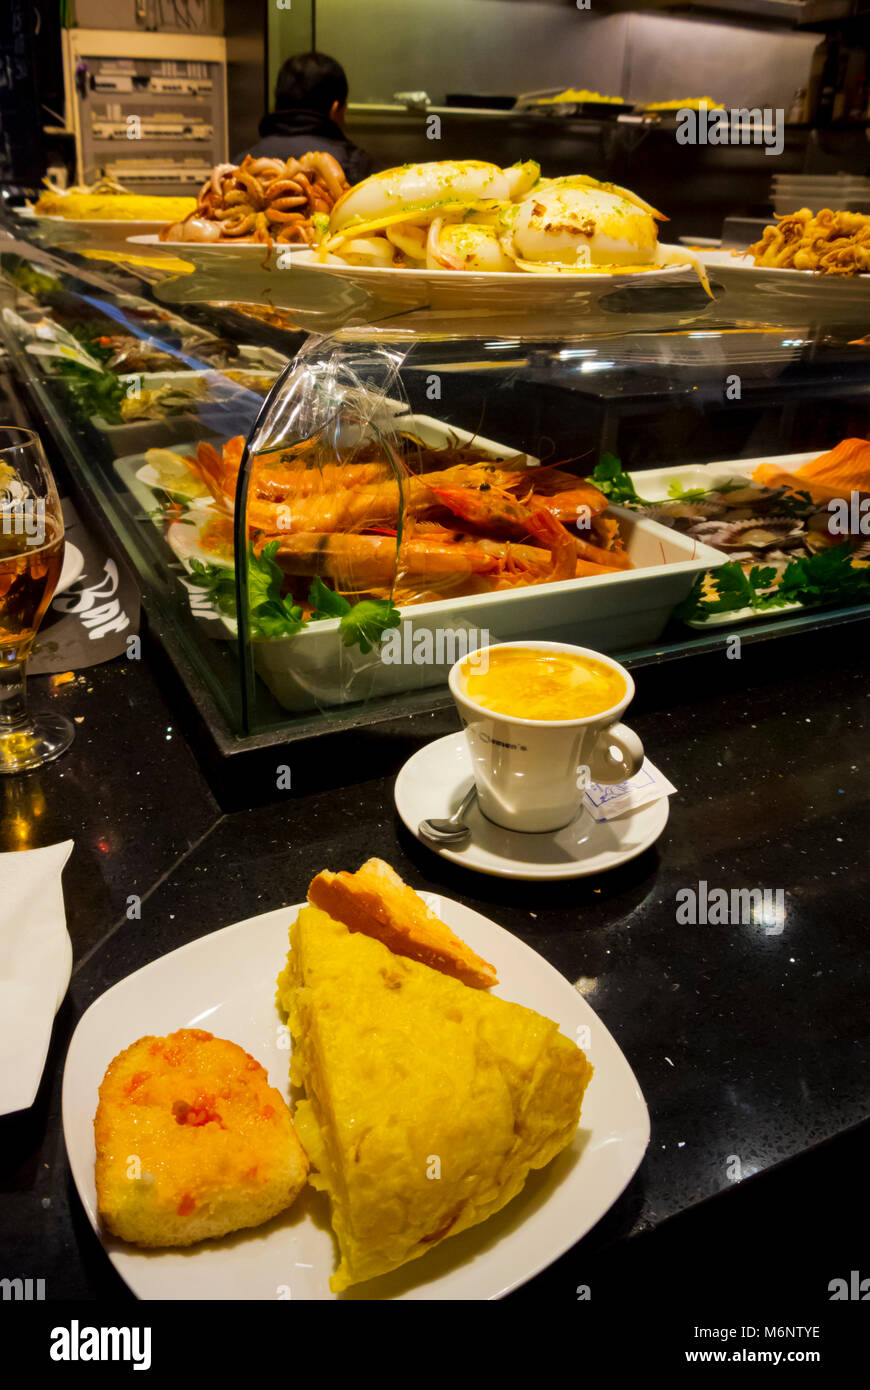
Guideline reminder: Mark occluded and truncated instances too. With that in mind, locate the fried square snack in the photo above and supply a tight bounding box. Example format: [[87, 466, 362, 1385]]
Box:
[[94, 1028, 308, 1247]]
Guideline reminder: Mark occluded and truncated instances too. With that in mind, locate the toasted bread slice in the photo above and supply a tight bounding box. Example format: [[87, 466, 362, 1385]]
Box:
[[95, 1028, 308, 1247], [307, 858, 498, 989]]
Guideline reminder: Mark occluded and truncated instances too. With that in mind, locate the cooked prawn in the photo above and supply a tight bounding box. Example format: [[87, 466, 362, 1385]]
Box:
[[428, 479, 631, 570], [270, 508, 579, 593], [189, 437, 392, 509], [188, 429, 632, 612], [247, 465, 529, 535], [533, 485, 610, 522], [270, 528, 500, 589]]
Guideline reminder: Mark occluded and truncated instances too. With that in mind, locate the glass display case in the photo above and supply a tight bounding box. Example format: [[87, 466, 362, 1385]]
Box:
[[3, 209, 870, 751]]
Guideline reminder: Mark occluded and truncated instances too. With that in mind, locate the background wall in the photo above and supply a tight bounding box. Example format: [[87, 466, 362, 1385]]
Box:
[[268, 0, 314, 99], [622, 11, 816, 109], [70, 0, 224, 32], [268, 1, 818, 112], [322, 3, 624, 105]]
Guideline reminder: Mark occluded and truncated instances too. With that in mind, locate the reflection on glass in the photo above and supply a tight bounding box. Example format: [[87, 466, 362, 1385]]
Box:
[[0, 428, 74, 773]]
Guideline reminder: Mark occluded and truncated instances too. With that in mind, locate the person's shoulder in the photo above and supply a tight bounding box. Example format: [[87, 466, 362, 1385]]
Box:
[[229, 133, 373, 185], [341, 143, 375, 185], [232, 137, 285, 163]]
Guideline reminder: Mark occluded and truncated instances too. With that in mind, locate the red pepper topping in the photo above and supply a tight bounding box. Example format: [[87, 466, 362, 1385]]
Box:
[[172, 1094, 223, 1127]]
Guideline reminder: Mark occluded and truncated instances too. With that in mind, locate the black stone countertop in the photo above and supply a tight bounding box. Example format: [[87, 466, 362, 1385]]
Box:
[[1, 614, 868, 1302]]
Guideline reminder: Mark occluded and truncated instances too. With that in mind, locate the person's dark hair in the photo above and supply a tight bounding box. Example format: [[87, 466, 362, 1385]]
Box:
[[274, 52, 348, 117]]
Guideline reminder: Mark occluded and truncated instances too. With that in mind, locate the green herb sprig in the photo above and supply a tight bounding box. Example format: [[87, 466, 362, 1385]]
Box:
[[53, 359, 126, 423], [591, 454, 749, 506], [675, 546, 870, 622], [590, 453, 651, 506], [187, 544, 399, 652]]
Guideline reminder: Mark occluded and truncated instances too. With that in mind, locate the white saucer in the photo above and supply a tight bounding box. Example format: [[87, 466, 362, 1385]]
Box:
[[394, 732, 669, 881]]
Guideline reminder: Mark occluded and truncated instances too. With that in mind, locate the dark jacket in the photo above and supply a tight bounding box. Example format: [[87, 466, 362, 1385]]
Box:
[[234, 108, 373, 186]]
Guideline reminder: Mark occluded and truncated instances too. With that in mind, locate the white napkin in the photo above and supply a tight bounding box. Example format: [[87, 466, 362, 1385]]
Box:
[[0, 840, 74, 1114]]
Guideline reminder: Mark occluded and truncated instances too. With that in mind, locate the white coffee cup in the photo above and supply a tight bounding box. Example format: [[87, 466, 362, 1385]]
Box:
[[448, 640, 644, 834]]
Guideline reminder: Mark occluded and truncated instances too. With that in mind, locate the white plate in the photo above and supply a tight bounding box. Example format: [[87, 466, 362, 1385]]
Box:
[[128, 235, 705, 318], [166, 515, 234, 569], [128, 234, 305, 267], [700, 247, 870, 284], [62, 897, 649, 1300], [22, 215, 177, 247], [37, 216, 169, 231], [135, 462, 216, 509], [276, 244, 704, 317], [700, 248, 806, 277], [395, 732, 669, 880], [113, 451, 232, 633], [130, 233, 693, 282], [288, 242, 695, 286], [56, 542, 84, 596]]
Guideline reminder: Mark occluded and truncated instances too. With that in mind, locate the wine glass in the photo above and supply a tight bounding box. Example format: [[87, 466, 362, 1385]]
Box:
[[0, 427, 74, 773]]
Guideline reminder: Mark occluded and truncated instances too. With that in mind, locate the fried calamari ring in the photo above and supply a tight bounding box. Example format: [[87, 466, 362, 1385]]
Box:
[[159, 152, 349, 245]]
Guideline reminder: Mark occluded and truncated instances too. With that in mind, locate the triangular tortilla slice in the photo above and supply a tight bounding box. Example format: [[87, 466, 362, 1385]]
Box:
[[277, 904, 592, 1292], [308, 858, 498, 988]]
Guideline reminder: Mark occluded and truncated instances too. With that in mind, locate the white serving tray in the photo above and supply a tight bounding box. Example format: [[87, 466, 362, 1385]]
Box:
[[252, 507, 723, 711], [244, 410, 723, 710], [81, 344, 286, 455], [91, 366, 279, 453], [627, 450, 820, 628], [627, 450, 816, 499], [115, 418, 729, 711]]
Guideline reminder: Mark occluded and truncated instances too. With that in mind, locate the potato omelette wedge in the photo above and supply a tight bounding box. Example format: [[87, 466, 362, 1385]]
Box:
[[277, 904, 592, 1292]]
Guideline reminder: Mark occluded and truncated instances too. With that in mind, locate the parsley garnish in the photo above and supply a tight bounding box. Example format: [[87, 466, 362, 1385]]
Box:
[[309, 576, 400, 653], [55, 362, 126, 424], [307, 575, 350, 622], [590, 453, 652, 506], [776, 546, 870, 607], [187, 541, 303, 636], [592, 454, 755, 506], [675, 546, 870, 622], [187, 548, 400, 651], [186, 558, 237, 618], [665, 478, 746, 502]]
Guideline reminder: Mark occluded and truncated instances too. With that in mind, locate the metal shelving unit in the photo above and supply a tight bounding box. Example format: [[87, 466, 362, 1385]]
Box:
[[61, 28, 227, 194]]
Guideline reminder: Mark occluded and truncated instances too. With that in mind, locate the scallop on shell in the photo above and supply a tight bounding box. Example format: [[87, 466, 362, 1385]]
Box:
[[648, 499, 722, 521], [849, 537, 870, 563], [690, 517, 806, 551], [710, 484, 798, 510]]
